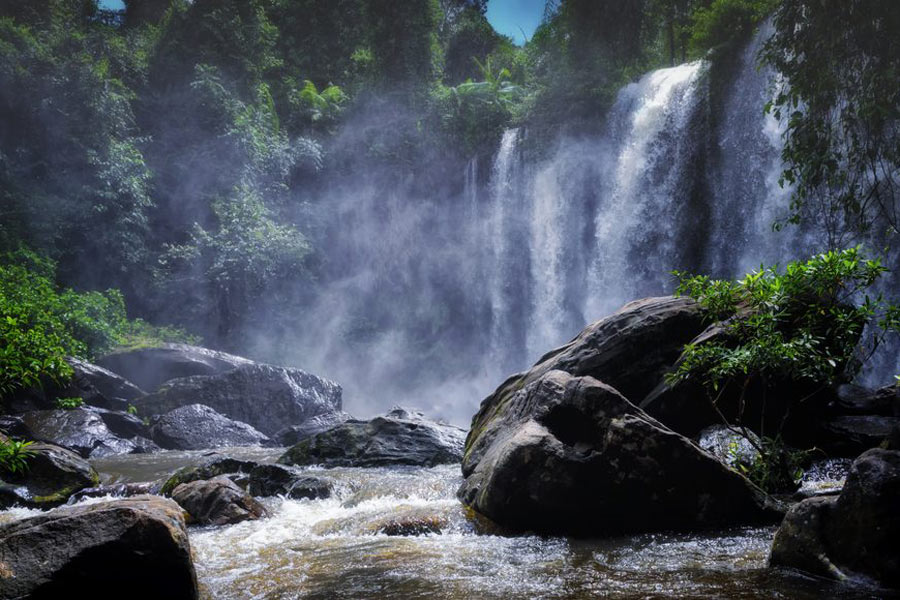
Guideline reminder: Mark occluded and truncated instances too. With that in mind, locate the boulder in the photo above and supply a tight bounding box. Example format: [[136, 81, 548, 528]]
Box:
[[0, 442, 99, 509], [278, 407, 466, 468], [831, 383, 900, 417], [66, 357, 145, 403], [247, 464, 332, 499], [19, 409, 141, 458], [459, 370, 780, 535], [138, 363, 342, 437], [0, 416, 31, 440], [90, 406, 150, 439], [818, 415, 900, 457], [697, 424, 760, 468], [159, 456, 261, 496], [97, 343, 254, 392], [275, 411, 354, 446], [770, 448, 900, 588], [67, 482, 158, 503], [0, 496, 197, 599], [149, 404, 272, 451], [468, 296, 707, 443], [171, 476, 268, 526]]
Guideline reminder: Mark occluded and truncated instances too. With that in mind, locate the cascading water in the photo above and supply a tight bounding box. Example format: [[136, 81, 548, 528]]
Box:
[[275, 24, 820, 424]]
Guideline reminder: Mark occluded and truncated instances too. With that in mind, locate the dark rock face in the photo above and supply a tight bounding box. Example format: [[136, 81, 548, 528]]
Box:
[[278, 407, 466, 468], [275, 411, 354, 446], [90, 407, 150, 439], [770, 449, 900, 588], [19, 409, 141, 458], [0, 442, 99, 509], [97, 343, 253, 392], [0, 496, 198, 600], [149, 404, 272, 451], [159, 456, 261, 496], [67, 357, 145, 402], [171, 476, 268, 526], [818, 415, 900, 457], [139, 364, 342, 437], [247, 464, 332, 499], [0, 416, 31, 440], [459, 370, 780, 535], [467, 296, 707, 443]]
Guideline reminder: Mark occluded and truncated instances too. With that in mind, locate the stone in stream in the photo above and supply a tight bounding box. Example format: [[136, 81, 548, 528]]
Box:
[[770, 448, 900, 588], [0, 440, 99, 509], [97, 343, 254, 392], [137, 363, 342, 437], [171, 476, 268, 526], [278, 407, 466, 468], [274, 411, 355, 446], [0, 495, 198, 599], [247, 464, 333, 499], [149, 403, 273, 450], [19, 408, 144, 459], [159, 455, 262, 496], [459, 370, 781, 536]]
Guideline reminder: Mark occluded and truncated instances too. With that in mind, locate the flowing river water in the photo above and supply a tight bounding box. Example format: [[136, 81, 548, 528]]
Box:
[[0, 448, 887, 599]]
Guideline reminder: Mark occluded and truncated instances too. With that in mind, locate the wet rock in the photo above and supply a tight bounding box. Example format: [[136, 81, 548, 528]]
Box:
[[0, 442, 99, 509], [66, 356, 146, 402], [247, 464, 332, 499], [275, 411, 354, 446], [19, 409, 141, 458], [376, 514, 447, 536], [278, 407, 466, 468], [89, 406, 150, 439], [97, 343, 253, 392], [0, 416, 31, 440], [831, 383, 900, 417], [0, 495, 198, 599], [770, 448, 900, 588], [149, 404, 273, 451], [67, 482, 158, 503], [460, 370, 780, 536], [171, 476, 268, 526], [697, 424, 760, 468], [818, 415, 900, 457], [138, 363, 342, 437], [159, 456, 260, 496]]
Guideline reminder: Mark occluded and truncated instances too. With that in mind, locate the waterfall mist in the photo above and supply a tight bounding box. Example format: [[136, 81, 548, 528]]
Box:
[[253, 28, 827, 425]]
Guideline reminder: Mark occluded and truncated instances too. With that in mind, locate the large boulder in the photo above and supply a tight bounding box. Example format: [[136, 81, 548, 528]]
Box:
[[149, 404, 272, 451], [818, 415, 900, 457], [275, 411, 354, 446], [19, 409, 142, 458], [0, 441, 99, 509], [171, 476, 268, 526], [459, 370, 780, 535], [97, 343, 253, 392], [66, 357, 145, 403], [278, 407, 466, 468], [138, 363, 342, 437], [159, 455, 261, 496], [0, 496, 198, 599], [770, 448, 900, 588], [468, 296, 707, 444]]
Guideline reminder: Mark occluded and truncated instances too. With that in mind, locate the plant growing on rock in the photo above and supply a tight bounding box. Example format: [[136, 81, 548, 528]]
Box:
[[55, 397, 84, 410], [669, 247, 900, 491], [0, 438, 35, 476]]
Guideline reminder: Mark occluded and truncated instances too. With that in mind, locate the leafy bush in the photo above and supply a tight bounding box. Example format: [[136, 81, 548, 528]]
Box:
[[689, 0, 775, 54], [55, 397, 84, 410], [0, 438, 35, 476]]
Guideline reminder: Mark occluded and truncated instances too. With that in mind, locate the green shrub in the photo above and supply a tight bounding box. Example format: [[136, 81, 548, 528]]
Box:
[[55, 397, 84, 410], [0, 438, 35, 476]]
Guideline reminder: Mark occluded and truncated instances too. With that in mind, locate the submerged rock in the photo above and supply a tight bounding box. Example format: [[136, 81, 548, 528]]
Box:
[[138, 363, 342, 437], [459, 370, 780, 535], [278, 407, 466, 468], [275, 411, 354, 446], [149, 404, 272, 450], [171, 476, 268, 526], [770, 448, 900, 588], [97, 343, 253, 392], [247, 464, 332, 499], [0, 495, 197, 599], [19, 409, 142, 458], [0, 441, 99, 509]]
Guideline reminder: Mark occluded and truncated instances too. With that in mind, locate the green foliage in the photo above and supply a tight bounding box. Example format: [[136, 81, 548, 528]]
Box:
[[669, 247, 899, 392], [729, 436, 807, 493], [0, 438, 35, 476], [55, 397, 84, 410], [126, 404, 138, 415], [761, 0, 900, 244], [688, 0, 775, 54]]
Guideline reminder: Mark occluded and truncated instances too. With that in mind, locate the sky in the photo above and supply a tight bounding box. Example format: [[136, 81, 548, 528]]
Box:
[[99, 0, 546, 47], [486, 0, 545, 45]]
